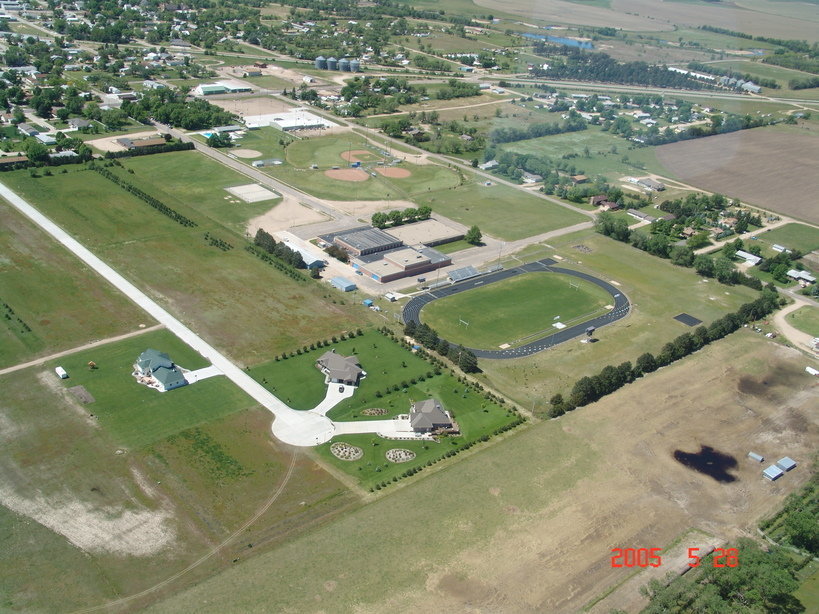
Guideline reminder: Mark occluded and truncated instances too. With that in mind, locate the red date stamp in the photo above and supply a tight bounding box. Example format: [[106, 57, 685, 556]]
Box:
[[611, 547, 739, 568]]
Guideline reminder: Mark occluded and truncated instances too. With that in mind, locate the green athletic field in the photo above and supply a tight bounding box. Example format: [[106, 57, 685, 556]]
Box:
[[757, 223, 819, 254], [421, 272, 611, 349]]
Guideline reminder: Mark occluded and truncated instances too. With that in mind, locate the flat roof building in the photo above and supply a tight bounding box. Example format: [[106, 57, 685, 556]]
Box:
[[352, 246, 451, 283], [335, 227, 403, 256], [776, 457, 797, 472], [330, 276, 356, 292], [763, 465, 784, 481], [384, 218, 464, 247], [244, 108, 339, 132]]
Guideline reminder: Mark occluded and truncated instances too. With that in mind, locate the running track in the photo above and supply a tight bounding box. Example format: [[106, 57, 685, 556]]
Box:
[[401, 259, 631, 359]]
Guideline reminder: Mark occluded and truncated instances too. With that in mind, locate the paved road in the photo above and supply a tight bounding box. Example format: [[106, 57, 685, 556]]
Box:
[[402, 258, 630, 359], [0, 181, 337, 446]]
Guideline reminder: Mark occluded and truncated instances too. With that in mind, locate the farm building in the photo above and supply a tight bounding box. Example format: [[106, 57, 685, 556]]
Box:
[[771, 244, 790, 253], [0, 155, 28, 167], [316, 349, 364, 385], [627, 209, 657, 223], [748, 452, 764, 463], [637, 178, 665, 191], [763, 465, 783, 481], [410, 399, 455, 433], [776, 457, 797, 472], [736, 250, 762, 266], [786, 270, 816, 285], [352, 246, 451, 283], [133, 349, 188, 392], [478, 160, 498, 170], [330, 276, 357, 292], [384, 218, 464, 247]]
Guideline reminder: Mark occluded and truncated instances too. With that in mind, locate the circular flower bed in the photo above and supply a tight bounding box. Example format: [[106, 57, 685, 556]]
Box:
[[361, 407, 388, 416], [330, 442, 363, 461], [386, 448, 416, 463]]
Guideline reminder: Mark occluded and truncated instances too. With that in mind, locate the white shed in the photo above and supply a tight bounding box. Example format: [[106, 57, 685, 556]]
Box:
[[55, 366, 68, 379]]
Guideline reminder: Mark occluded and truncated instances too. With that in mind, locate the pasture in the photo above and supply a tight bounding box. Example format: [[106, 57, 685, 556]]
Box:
[[0, 165, 371, 362], [421, 272, 611, 349], [142, 333, 818, 613], [655, 127, 819, 224], [478, 229, 758, 409], [757, 223, 819, 254], [0, 200, 147, 369], [414, 181, 589, 241]]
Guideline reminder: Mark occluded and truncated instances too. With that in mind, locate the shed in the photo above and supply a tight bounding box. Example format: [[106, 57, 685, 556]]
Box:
[[362, 299, 373, 307], [747, 452, 764, 463], [55, 366, 68, 379], [763, 465, 783, 481], [330, 276, 356, 292], [776, 457, 797, 472], [807, 366, 819, 376]]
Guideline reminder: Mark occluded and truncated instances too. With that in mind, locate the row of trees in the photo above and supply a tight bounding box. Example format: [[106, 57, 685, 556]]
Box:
[[122, 90, 235, 130], [371, 205, 432, 228], [549, 290, 781, 416], [92, 163, 197, 227], [403, 320, 480, 373], [488, 115, 587, 145], [253, 229, 306, 269]]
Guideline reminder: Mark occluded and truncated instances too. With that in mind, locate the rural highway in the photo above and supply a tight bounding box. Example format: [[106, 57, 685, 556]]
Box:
[[0, 182, 356, 447], [402, 258, 631, 359]]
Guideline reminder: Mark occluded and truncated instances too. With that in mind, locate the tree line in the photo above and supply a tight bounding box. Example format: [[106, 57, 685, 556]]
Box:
[[103, 140, 194, 159], [371, 205, 432, 228], [253, 229, 306, 269], [403, 320, 480, 373], [548, 289, 781, 416], [91, 164, 197, 227], [488, 115, 587, 145]]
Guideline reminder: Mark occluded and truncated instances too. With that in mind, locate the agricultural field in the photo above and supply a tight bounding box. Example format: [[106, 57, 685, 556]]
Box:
[[478, 230, 759, 409], [143, 332, 818, 613], [415, 181, 589, 241], [0, 164, 370, 363], [0, 200, 148, 369], [655, 126, 819, 224], [421, 272, 611, 349], [786, 306, 819, 338]]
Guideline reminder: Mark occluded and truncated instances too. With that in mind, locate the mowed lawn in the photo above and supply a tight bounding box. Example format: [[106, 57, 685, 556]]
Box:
[[0, 166, 371, 362], [421, 273, 611, 349], [248, 330, 431, 411], [757, 223, 819, 254], [0, 200, 148, 368], [786, 306, 819, 338], [317, 371, 519, 489], [114, 150, 280, 233], [286, 134, 376, 168], [47, 328, 256, 448], [415, 181, 589, 241], [477, 230, 759, 409]]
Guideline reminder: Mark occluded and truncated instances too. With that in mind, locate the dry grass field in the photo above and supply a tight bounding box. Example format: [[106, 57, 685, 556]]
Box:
[[655, 128, 819, 224], [144, 332, 818, 613]]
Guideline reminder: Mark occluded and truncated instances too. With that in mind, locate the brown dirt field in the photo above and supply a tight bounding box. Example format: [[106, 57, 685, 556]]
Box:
[[324, 168, 369, 182], [375, 167, 411, 179], [323, 198, 417, 217], [246, 194, 327, 235], [231, 148, 262, 159], [655, 129, 819, 224], [339, 150, 372, 163], [209, 97, 293, 116], [375, 334, 819, 613]]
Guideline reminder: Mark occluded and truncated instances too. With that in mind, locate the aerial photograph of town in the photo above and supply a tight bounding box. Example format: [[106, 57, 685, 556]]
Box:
[[0, 0, 817, 612]]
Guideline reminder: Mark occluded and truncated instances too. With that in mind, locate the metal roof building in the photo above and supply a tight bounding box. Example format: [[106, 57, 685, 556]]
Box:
[[763, 465, 784, 481], [334, 227, 403, 256], [330, 276, 356, 292], [776, 457, 797, 472]]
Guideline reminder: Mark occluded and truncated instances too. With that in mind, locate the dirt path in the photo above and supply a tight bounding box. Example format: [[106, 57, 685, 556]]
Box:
[[0, 324, 164, 376], [773, 300, 819, 356]]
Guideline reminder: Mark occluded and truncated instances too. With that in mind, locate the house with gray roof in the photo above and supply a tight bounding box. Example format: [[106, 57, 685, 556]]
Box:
[[133, 348, 188, 391], [410, 398, 455, 433], [316, 349, 364, 386]]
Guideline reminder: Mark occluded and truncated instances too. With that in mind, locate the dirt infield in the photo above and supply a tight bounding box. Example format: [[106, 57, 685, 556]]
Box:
[[324, 168, 369, 182], [323, 199, 417, 217], [376, 167, 411, 178], [231, 149, 262, 159], [656, 129, 819, 224], [209, 97, 293, 116], [247, 195, 327, 235], [340, 150, 374, 163]]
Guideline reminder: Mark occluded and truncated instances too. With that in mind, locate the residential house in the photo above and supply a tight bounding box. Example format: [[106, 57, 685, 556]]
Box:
[[316, 349, 364, 386], [133, 349, 188, 392], [410, 398, 455, 433]]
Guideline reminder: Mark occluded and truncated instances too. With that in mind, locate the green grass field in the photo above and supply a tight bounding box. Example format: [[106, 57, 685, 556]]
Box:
[[757, 223, 819, 254], [248, 330, 431, 410], [113, 150, 280, 233], [795, 560, 819, 614], [0, 200, 148, 368], [433, 238, 475, 254], [786, 306, 819, 338], [48, 328, 256, 448], [415, 180, 589, 241], [476, 230, 758, 409], [0, 164, 371, 362], [422, 272, 611, 349], [230, 126, 292, 160], [286, 134, 377, 168]]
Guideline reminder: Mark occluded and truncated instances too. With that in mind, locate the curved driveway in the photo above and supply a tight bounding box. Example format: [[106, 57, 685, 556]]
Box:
[[402, 258, 630, 359]]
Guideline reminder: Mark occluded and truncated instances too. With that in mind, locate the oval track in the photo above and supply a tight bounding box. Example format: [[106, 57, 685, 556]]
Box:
[[402, 258, 630, 359]]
